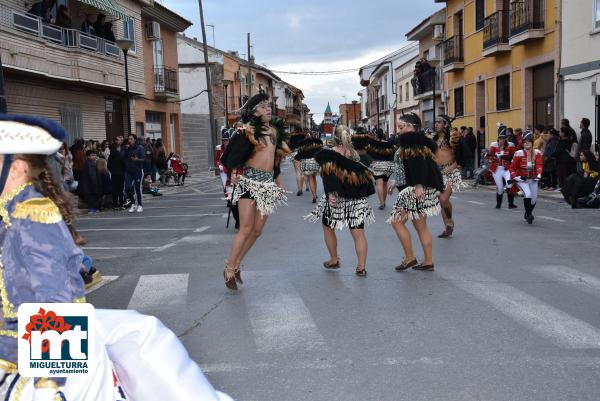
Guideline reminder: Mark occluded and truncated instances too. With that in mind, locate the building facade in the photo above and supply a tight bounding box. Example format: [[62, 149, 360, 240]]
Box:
[[406, 9, 446, 129], [1, 0, 147, 143], [135, 2, 191, 155], [561, 0, 600, 149], [339, 102, 362, 129], [394, 55, 421, 131], [359, 43, 420, 136], [439, 0, 559, 146]]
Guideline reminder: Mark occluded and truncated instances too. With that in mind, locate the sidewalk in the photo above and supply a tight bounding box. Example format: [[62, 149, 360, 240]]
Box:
[[469, 180, 564, 201]]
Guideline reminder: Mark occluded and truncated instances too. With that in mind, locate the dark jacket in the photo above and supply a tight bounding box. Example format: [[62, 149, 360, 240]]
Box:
[[107, 145, 125, 176], [579, 128, 592, 153], [398, 131, 444, 191], [553, 139, 576, 164], [78, 160, 101, 196], [464, 132, 477, 158], [124, 143, 145, 174], [100, 171, 112, 195]]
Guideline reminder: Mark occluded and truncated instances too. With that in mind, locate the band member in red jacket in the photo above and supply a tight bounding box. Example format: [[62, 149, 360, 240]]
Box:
[[510, 131, 543, 224], [489, 125, 517, 208]]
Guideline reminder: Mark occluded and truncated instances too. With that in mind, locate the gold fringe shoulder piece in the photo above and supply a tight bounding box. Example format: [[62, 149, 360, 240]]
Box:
[[11, 197, 62, 224]]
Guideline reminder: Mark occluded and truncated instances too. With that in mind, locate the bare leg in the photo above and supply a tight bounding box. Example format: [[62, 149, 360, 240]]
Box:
[[227, 199, 257, 270], [349, 228, 368, 269], [412, 217, 433, 265], [308, 175, 318, 200], [438, 185, 454, 237], [391, 218, 416, 262], [293, 160, 303, 193], [235, 206, 269, 267], [376, 178, 387, 207], [322, 224, 339, 263]]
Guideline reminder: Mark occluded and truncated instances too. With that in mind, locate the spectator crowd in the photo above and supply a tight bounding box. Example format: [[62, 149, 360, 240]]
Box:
[[49, 135, 188, 214]]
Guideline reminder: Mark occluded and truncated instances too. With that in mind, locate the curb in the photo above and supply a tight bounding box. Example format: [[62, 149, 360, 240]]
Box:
[[473, 183, 564, 200]]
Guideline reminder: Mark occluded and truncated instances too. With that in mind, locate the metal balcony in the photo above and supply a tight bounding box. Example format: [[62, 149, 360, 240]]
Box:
[[509, 0, 545, 46], [442, 35, 464, 73], [153, 66, 178, 97], [483, 10, 511, 56]]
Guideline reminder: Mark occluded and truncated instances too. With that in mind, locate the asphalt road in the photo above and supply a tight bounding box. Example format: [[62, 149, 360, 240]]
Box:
[[84, 162, 600, 401]]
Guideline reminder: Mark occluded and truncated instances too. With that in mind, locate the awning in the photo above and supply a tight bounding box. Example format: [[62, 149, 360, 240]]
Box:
[[77, 0, 131, 21]]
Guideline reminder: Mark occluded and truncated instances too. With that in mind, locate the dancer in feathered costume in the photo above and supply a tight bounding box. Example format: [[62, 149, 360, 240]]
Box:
[[352, 129, 373, 167], [367, 129, 396, 210], [387, 113, 444, 272], [433, 115, 465, 238], [219, 93, 290, 290], [295, 135, 323, 203], [305, 125, 375, 277], [289, 131, 310, 196]]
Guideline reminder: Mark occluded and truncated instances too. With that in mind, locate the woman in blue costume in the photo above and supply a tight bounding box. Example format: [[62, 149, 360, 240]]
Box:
[[0, 114, 232, 401]]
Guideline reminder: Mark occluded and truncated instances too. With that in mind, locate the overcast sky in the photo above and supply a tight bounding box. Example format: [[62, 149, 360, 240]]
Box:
[[161, 0, 443, 123]]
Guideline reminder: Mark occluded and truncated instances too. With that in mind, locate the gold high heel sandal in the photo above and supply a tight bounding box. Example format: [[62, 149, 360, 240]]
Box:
[[224, 263, 238, 290]]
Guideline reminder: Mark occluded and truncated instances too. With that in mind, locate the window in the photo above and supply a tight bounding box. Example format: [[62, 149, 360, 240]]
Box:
[[405, 83, 409, 101], [595, 0, 600, 29], [496, 74, 510, 111], [454, 87, 464, 117], [123, 18, 136, 53], [152, 39, 163, 67], [398, 85, 403, 103], [475, 0, 485, 31]]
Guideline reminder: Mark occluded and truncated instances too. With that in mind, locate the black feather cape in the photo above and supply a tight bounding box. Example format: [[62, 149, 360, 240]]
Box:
[[294, 137, 323, 160], [367, 139, 395, 161], [398, 131, 444, 192], [289, 133, 308, 150], [314, 149, 375, 199], [220, 116, 288, 170]]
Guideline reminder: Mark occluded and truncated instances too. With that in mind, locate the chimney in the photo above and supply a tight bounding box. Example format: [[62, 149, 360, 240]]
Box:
[[228, 50, 239, 58]]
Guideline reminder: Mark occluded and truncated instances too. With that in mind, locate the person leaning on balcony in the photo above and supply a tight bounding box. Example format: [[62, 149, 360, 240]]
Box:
[[55, 4, 72, 28], [81, 13, 95, 35], [93, 13, 106, 38], [104, 21, 116, 42], [27, 0, 54, 23]]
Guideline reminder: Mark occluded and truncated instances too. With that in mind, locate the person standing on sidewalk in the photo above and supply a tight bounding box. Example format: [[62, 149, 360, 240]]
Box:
[[124, 134, 145, 213], [108, 136, 125, 210], [489, 125, 517, 209], [578, 118, 593, 154], [387, 113, 444, 272], [510, 132, 543, 224], [462, 127, 477, 179]]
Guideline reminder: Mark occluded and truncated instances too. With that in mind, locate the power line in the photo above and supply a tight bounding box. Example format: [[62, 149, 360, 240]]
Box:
[[268, 68, 359, 76]]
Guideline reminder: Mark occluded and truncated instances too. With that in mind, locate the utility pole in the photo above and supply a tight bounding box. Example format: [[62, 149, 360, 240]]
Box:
[[247, 33, 252, 98], [0, 55, 7, 113], [198, 0, 216, 169]]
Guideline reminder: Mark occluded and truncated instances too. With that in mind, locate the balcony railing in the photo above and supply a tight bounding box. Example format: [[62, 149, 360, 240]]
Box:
[[483, 10, 510, 49], [227, 96, 242, 113], [443, 35, 464, 66], [411, 68, 440, 97], [10, 9, 120, 59], [153, 66, 178, 95], [510, 0, 545, 37]]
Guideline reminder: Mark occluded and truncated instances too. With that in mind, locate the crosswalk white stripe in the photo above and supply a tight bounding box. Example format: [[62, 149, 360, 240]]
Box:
[[467, 200, 485, 205], [127, 274, 189, 309], [537, 216, 566, 222], [243, 272, 327, 353], [85, 275, 119, 294], [528, 265, 600, 298], [78, 214, 219, 221], [437, 268, 600, 349]]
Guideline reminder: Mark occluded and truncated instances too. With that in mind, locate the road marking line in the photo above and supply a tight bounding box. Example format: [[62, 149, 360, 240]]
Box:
[[194, 226, 210, 233], [78, 214, 219, 221], [83, 247, 157, 250], [590, 226, 600, 231], [141, 205, 225, 209], [437, 268, 600, 349], [243, 272, 327, 353], [78, 228, 197, 232], [538, 216, 566, 222], [127, 274, 189, 309], [85, 275, 119, 294], [153, 243, 177, 252], [467, 200, 485, 205], [222, 213, 228, 218], [528, 265, 600, 298]]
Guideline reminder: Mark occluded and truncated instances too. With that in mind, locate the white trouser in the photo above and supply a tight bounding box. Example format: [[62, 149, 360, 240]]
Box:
[[219, 170, 228, 189], [492, 167, 511, 194], [517, 180, 539, 204]]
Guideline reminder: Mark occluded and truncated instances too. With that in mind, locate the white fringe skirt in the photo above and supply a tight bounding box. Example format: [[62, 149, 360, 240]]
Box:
[[231, 169, 287, 216], [300, 158, 320, 175], [441, 167, 466, 192], [387, 186, 441, 222], [305, 195, 375, 230], [370, 160, 395, 178]]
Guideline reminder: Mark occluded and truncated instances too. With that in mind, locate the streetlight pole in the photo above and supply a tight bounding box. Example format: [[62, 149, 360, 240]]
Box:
[[0, 55, 7, 113], [222, 79, 231, 128], [352, 100, 358, 129], [374, 83, 381, 133], [342, 95, 348, 126], [116, 39, 134, 137]]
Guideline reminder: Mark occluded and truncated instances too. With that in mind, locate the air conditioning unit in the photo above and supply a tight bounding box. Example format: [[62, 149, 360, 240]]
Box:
[[433, 24, 444, 40], [146, 21, 161, 40]]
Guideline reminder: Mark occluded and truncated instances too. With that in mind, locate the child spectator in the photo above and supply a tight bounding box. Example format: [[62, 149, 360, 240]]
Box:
[[79, 150, 101, 213], [96, 158, 112, 210], [169, 154, 186, 185], [562, 151, 600, 208]]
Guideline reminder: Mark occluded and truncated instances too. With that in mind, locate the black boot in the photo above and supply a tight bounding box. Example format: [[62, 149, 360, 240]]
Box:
[[529, 201, 536, 223], [496, 194, 503, 209], [523, 198, 531, 220], [507, 194, 518, 209]]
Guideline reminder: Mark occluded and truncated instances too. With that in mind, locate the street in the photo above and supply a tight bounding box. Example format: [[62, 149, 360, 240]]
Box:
[[84, 162, 600, 401]]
